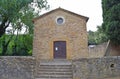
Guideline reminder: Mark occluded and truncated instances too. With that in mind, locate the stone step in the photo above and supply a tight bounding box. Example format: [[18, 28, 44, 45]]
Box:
[[36, 74, 72, 78], [38, 69, 72, 72], [39, 65, 72, 69], [36, 73, 72, 76], [36, 78, 72, 79], [38, 71, 72, 75], [39, 59, 72, 65], [36, 60, 73, 79], [36, 73, 72, 78]]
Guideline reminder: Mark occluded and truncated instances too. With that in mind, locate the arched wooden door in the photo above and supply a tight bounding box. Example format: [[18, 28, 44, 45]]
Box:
[[53, 41, 66, 59]]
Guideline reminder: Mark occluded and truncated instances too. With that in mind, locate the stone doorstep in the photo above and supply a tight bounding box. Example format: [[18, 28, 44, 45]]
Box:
[[39, 59, 72, 65], [35, 78, 72, 79]]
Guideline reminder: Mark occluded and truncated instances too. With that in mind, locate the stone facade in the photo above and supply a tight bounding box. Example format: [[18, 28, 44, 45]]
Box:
[[33, 8, 89, 60]]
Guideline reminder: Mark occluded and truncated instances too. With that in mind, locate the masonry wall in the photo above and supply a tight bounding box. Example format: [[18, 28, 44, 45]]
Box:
[[33, 10, 88, 60], [89, 42, 107, 58], [106, 42, 120, 56], [0, 56, 35, 79], [73, 56, 120, 79], [0, 56, 120, 79]]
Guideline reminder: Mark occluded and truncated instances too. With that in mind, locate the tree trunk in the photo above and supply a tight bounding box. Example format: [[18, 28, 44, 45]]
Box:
[[1, 39, 7, 55], [0, 17, 9, 38]]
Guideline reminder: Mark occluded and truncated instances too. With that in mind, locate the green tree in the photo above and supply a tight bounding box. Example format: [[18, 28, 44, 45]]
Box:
[[94, 26, 108, 44], [11, 35, 33, 56], [88, 30, 96, 45], [102, 0, 120, 44], [0, 34, 33, 56], [88, 26, 108, 45], [0, 0, 49, 37], [0, 0, 49, 55]]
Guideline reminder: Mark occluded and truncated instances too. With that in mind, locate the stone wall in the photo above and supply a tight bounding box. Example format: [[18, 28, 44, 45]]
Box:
[[0, 56, 120, 79], [72, 56, 120, 79], [89, 42, 107, 58], [0, 56, 35, 79], [108, 43, 120, 56]]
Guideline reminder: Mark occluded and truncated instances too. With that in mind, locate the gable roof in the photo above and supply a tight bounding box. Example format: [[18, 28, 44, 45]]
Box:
[[32, 7, 89, 23]]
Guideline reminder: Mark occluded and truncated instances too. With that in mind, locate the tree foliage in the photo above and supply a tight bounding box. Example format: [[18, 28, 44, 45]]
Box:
[[88, 26, 108, 45], [102, 0, 120, 44], [0, 0, 49, 55], [0, 0, 49, 37], [0, 35, 33, 56], [88, 30, 96, 45]]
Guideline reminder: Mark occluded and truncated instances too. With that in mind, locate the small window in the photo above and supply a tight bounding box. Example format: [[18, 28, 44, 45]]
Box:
[[56, 16, 65, 25]]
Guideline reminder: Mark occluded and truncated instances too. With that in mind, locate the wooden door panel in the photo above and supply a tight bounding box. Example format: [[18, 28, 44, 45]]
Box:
[[54, 41, 66, 59]]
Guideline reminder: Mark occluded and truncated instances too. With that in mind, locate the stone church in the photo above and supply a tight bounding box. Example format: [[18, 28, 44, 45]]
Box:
[[0, 8, 119, 79], [32, 7, 89, 60], [31, 8, 120, 79]]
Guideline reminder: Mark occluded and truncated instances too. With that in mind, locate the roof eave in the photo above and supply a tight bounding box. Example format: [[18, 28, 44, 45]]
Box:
[[32, 7, 89, 23]]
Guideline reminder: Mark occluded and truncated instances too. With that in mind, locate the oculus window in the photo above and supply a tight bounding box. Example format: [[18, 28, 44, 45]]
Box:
[[56, 16, 65, 25]]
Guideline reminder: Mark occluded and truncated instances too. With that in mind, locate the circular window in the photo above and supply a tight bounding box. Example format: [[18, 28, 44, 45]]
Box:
[[56, 17, 65, 25]]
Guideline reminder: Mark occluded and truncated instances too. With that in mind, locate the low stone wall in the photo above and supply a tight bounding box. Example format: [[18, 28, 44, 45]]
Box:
[[72, 56, 120, 79], [0, 56, 35, 79], [0, 56, 120, 79]]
